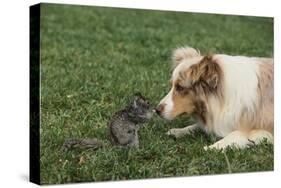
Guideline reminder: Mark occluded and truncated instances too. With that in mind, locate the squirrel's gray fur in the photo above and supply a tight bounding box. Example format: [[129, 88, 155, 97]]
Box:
[[109, 92, 152, 148], [62, 93, 152, 151]]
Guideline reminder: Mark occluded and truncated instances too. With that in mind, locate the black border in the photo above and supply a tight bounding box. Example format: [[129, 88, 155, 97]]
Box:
[[30, 3, 41, 185]]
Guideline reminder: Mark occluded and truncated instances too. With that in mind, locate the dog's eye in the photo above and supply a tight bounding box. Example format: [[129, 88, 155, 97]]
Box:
[[175, 84, 185, 92]]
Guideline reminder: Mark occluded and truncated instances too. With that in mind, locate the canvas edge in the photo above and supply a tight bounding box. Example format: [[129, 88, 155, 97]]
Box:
[[29, 3, 41, 185]]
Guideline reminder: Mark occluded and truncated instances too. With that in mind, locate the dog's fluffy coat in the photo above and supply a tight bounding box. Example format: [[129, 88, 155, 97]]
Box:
[[156, 47, 273, 150]]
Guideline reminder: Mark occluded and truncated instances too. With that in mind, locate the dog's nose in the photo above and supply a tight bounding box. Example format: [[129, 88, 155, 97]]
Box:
[[155, 104, 165, 115]]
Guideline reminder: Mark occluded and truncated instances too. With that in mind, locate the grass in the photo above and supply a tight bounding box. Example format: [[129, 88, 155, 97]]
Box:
[[39, 3, 274, 184]]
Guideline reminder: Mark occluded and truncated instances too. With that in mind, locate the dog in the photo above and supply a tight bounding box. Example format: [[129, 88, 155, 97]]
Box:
[[155, 46, 274, 150]]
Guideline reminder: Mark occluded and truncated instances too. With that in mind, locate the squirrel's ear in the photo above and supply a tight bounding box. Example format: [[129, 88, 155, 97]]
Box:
[[133, 99, 138, 108], [129, 95, 139, 108]]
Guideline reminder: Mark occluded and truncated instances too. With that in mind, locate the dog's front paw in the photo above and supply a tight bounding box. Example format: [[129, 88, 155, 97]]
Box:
[[203, 144, 222, 151], [166, 128, 182, 138], [203, 145, 209, 151], [204, 139, 255, 151]]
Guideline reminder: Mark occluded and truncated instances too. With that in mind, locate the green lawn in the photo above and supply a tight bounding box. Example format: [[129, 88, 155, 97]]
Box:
[[39, 3, 274, 184]]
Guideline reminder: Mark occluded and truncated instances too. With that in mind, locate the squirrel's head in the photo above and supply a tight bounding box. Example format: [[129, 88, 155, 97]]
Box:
[[128, 92, 153, 123]]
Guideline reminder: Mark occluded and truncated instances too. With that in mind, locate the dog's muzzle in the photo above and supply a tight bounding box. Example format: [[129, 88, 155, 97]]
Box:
[[154, 103, 165, 116]]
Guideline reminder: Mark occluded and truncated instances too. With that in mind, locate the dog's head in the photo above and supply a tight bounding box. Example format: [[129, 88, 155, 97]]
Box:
[[155, 47, 223, 120]]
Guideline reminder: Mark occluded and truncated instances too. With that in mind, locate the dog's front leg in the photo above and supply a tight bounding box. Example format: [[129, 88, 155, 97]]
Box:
[[166, 124, 199, 138], [204, 130, 253, 150]]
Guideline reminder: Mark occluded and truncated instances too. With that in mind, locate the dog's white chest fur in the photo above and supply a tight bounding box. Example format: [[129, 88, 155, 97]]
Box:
[[208, 55, 260, 137]]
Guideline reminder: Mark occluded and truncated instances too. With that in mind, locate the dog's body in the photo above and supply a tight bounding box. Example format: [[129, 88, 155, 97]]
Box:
[[156, 47, 273, 150]]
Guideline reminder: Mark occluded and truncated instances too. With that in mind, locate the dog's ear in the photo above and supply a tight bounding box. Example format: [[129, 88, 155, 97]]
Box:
[[172, 46, 200, 68], [189, 54, 221, 90]]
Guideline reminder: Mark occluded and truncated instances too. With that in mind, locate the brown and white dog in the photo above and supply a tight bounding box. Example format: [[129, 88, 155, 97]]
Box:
[[155, 46, 274, 150]]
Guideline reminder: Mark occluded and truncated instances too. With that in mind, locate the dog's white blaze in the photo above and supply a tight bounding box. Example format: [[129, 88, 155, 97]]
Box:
[[210, 55, 260, 137], [159, 90, 174, 120]]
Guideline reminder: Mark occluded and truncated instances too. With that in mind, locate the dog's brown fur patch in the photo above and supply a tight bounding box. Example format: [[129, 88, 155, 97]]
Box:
[[194, 100, 207, 124], [237, 58, 274, 134], [256, 59, 274, 133], [188, 54, 224, 99], [170, 87, 196, 118]]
